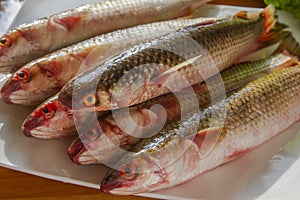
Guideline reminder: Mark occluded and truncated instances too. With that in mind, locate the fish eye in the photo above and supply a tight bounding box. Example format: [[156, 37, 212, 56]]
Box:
[[120, 163, 138, 180], [83, 93, 97, 107], [83, 128, 100, 141], [0, 36, 12, 48], [15, 69, 31, 82], [40, 104, 56, 119]]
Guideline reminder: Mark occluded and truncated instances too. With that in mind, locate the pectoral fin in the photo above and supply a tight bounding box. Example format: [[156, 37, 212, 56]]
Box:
[[193, 126, 224, 158]]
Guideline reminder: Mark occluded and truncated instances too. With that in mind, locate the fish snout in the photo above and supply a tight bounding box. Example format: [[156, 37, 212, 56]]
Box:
[[67, 138, 86, 164], [22, 126, 33, 137], [22, 115, 45, 137], [100, 170, 125, 194], [0, 79, 22, 104]]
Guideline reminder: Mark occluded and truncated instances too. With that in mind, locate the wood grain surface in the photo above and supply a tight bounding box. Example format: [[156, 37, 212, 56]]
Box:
[[0, 0, 265, 199]]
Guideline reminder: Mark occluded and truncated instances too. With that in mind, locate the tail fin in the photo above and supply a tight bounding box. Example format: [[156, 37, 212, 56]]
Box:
[[260, 4, 276, 41], [272, 52, 299, 71], [276, 32, 300, 58], [259, 5, 287, 42], [235, 32, 289, 63], [237, 5, 289, 62], [261, 30, 289, 45]]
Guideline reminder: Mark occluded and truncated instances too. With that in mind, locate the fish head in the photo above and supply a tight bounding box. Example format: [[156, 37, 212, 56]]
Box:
[[1, 62, 60, 105], [68, 116, 128, 165], [68, 121, 104, 164], [59, 66, 109, 110], [22, 96, 76, 139], [69, 107, 145, 165], [0, 30, 35, 72], [59, 74, 95, 109], [60, 79, 113, 112], [101, 152, 167, 195]]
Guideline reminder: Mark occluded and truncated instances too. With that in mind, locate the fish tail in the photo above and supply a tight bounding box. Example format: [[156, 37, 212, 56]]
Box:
[[259, 4, 287, 43], [276, 32, 300, 58], [272, 53, 299, 71], [237, 5, 289, 63]]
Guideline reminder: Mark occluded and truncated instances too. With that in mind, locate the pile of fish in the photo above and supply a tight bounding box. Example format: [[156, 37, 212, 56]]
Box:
[[0, 0, 300, 195]]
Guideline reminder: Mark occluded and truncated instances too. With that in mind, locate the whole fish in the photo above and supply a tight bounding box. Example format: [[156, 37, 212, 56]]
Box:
[[0, 0, 210, 73], [101, 65, 300, 195], [59, 5, 284, 113], [67, 52, 298, 164], [0, 18, 215, 106]]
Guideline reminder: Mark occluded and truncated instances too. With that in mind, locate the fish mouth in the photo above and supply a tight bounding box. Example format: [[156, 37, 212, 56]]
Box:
[[75, 152, 100, 165], [28, 128, 76, 139], [1, 80, 22, 104], [100, 171, 128, 194], [68, 138, 89, 164], [68, 138, 103, 165], [6, 93, 44, 105], [22, 116, 76, 139], [1, 78, 45, 105], [101, 179, 150, 195], [101, 175, 146, 195], [101, 182, 128, 195], [22, 116, 45, 137]]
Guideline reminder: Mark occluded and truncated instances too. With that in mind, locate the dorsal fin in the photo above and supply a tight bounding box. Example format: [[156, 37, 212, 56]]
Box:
[[190, 19, 217, 28], [234, 11, 249, 19], [193, 126, 224, 158]]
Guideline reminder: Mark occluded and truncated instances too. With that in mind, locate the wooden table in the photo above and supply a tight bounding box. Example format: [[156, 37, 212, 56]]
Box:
[[0, 0, 265, 199]]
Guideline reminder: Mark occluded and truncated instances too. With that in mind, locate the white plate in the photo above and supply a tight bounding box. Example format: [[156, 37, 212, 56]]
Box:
[[0, 2, 300, 200]]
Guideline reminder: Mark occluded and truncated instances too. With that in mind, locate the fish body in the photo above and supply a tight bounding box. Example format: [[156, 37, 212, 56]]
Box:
[[0, 0, 209, 73], [67, 53, 298, 164], [101, 65, 300, 195], [0, 18, 215, 106], [59, 5, 283, 113]]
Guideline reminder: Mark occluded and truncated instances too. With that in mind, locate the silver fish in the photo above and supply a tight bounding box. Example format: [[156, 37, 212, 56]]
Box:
[[67, 52, 298, 164], [101, 65, 300, 195], [0, 0, 210, 73], [59, 5, 285, 114], [1, 18, 215, 105]]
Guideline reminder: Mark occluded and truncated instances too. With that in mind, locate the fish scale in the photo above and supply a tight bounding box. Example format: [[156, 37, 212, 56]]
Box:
[[66, 53, 298, 164], [100, 66, 300, 195], [0, 0, 209, 72], [60, 12, 270, 111], [1, 18, 218, 105]]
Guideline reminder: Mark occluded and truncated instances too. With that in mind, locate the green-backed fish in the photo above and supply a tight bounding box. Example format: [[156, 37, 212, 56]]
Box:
[[0, 18, 215, 106], [101, 65, 300, 195], [67, 52, 298, 164], [59, 5, 286, 114]]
